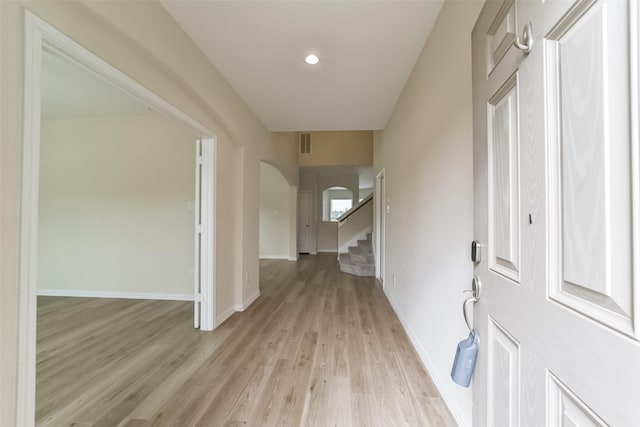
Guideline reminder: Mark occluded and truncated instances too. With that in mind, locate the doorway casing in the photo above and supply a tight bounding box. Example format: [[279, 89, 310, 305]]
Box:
[[18, 12, 218, 427], [375, 169, 386, 284]]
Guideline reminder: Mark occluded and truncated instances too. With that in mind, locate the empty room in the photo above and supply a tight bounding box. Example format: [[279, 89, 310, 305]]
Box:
[[1, 0, 639, 426]]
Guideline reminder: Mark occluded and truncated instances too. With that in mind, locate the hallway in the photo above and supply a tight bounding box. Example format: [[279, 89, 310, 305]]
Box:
[[36, 254, 455, 426]]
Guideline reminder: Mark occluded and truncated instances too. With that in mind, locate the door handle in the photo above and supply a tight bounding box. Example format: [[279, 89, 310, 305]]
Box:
[[513, 22, 533, 54], [462, 276, 481, 331]]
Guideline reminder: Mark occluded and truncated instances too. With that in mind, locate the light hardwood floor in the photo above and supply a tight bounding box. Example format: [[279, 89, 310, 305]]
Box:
[[36, 253, 456, 426]]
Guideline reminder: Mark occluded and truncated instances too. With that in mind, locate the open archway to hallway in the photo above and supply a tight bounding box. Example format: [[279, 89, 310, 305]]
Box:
[[259, 161, 298, 261]]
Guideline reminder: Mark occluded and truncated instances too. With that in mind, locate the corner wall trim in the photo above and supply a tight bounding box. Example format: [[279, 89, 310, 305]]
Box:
[[37, 289, 194, 301], [216, 306, 236, 327], [384, 291, 466, 427], [235, 289, 260, 311], [259, 255, 290, 260], [216, 288, 261, 327]]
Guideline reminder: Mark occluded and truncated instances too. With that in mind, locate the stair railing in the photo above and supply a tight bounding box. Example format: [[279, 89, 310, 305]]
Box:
[[337, 193, 373, 227]]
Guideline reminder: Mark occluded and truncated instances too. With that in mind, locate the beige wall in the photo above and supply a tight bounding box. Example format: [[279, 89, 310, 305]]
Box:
[[259, 162, 291, 259], [297, 131, 373, 167], [0, 2, 297, 424], [316, 222, 338, 253], [38, 114, 195, 297], [374, 1, 482, 425]]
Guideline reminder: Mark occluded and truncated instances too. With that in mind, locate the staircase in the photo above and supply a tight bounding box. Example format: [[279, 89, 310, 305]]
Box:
[[339, 233, 375, 277]]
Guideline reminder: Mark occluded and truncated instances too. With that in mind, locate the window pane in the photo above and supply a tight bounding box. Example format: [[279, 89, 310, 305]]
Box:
[[330, 199, 352, 221]]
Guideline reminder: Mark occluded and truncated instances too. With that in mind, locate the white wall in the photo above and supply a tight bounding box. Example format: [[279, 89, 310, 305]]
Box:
[[374, 1, 482, 426], [259, 162, 291, 259], [316, 222, 338, 253], [38, 114, 195, 298], [359, 187, 373, 201]]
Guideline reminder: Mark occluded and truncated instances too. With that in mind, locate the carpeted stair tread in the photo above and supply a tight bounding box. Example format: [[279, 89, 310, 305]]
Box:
[[339, 235, 375, 277]]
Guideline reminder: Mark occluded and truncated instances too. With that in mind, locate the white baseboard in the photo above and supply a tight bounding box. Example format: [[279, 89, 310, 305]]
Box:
[[317, 250, 338, 253], [235, 289, 260, 311], [37, 289, 194, 301], [259, 255, 290, 260], [215, 289, 261, 327], [215, 306, 236, 326], [288, 255, 299, 262], [384, 290, 466, 427]]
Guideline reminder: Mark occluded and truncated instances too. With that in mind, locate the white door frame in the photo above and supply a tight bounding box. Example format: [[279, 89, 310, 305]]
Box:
[[288, 185, 299, 261], [194, 138, 216, 330], [18, 12, 217, 427], [375, 169, 386, 283], [298, 190, 312, 253]]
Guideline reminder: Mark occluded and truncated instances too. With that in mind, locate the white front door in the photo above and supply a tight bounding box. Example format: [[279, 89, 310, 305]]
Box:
[[472, 0, 640, 425], [298, 190, 312, 253]]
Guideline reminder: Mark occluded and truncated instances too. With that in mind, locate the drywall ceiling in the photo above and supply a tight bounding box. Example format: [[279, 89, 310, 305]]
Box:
[[41, 48, 150, 118], [161, 0, 444, 132]]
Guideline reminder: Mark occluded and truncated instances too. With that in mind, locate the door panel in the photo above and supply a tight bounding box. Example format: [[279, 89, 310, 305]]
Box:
[[547, 373, 607, 427], [488, 72, 521, 283], [487, 317, 520, 427], [473, 0, 640, 425], [546, 0, 636, 337], [298, 191, 311, 253], [486, 0, 517, 75]]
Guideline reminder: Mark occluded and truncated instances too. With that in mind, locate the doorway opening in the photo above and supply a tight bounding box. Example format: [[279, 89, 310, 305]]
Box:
[[259, 161, 297, 261], [18, 12, 217, 426]]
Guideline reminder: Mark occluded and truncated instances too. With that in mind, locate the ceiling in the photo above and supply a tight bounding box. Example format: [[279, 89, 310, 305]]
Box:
[[161, 0, 444, 132]]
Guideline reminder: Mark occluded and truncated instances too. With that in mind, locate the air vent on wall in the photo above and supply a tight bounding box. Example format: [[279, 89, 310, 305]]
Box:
[[299, 132, 312, 154]]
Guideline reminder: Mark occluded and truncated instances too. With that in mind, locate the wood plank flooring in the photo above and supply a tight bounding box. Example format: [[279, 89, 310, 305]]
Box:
[[36, 253, 456, 426]]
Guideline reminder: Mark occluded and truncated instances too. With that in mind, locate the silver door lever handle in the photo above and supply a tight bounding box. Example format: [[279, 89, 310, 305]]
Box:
[[463, 297, 476, 332], [513, 22, 533, 54], [462, 276, 481, 331]]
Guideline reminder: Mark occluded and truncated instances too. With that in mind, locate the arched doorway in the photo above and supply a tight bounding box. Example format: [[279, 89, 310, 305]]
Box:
[[259, 162, 297, 261]]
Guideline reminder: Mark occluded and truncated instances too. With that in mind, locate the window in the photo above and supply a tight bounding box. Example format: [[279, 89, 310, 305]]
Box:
[[330, 199, 352, 221], [322, 187, 353, 222]]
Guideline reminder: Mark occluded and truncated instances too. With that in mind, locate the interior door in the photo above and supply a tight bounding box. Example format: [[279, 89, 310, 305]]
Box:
[[298, 190, 312, 253], [194, 139, 203, 328], [472, 0, 640, 425], [194, 138, 215, 330]]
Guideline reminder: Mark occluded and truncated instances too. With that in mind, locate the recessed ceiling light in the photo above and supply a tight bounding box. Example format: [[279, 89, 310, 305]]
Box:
[[304, 54, 319, 65]]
